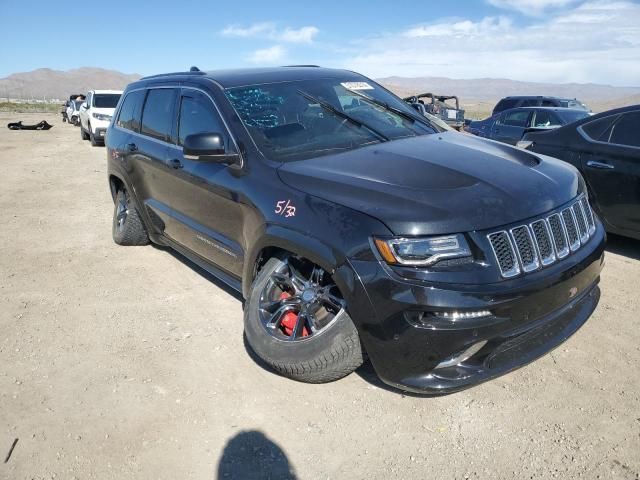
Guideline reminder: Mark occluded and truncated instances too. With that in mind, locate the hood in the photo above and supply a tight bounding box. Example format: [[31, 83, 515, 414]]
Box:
[[277, 132, 581, 235]]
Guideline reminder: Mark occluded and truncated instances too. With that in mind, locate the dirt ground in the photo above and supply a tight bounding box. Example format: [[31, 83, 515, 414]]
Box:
[[1, 112, 639, 480]]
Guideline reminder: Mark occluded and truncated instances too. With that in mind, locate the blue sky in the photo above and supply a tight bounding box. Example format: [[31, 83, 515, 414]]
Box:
[[1, 0, 639, 85]]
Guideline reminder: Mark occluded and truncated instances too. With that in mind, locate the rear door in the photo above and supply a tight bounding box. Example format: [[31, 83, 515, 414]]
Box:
[[161, 88, 245, 276], [492, 109, 532, 144], [579, 111, 640, 234], [125, 87, 181, 236]]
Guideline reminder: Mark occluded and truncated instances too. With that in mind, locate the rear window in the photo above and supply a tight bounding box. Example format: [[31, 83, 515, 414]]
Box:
[[93, 94, 121, 109], [141, 89, 177, 142], [554, 109, 590, 124], [581, 115, 619, 141], [609, 112, 640, 148], [116, 90, 146, 132]]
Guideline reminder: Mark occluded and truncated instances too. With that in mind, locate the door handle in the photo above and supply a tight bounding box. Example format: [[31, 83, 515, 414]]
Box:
[[169, 159, 183, 169], [586, 160, 614, 170], [126, 142, 138, 152]]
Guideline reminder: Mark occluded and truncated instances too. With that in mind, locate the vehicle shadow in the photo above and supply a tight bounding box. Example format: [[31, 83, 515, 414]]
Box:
[[150, 244, 244, 304], [605, 234, 640, 260], [216, 430, 297, 479]]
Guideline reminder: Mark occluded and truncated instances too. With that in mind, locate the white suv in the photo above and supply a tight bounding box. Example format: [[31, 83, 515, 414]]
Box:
[[80, 90, 122, 146]]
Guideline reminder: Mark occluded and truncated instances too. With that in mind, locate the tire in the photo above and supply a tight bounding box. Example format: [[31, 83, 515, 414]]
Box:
[[244, 256, 363, 383], [112, 189, 149, 246], [81, 124, 89, 140]]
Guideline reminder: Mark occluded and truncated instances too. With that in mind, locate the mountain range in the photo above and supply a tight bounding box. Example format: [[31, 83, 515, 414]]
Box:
[[0, 68, 141, 100], [1, 67, 638, 119]]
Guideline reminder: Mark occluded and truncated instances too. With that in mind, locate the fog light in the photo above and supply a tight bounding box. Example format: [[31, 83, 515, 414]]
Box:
[[435, 340, 488, 369], [437, 310, 492, 320]]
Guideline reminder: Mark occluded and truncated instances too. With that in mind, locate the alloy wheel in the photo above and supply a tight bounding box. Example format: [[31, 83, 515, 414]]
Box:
[[258, 257, 346, 341]]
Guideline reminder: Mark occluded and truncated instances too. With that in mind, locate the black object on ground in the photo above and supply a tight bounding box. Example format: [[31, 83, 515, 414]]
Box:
[[4, 438, 18, 463], [7, 120, 53, 130]]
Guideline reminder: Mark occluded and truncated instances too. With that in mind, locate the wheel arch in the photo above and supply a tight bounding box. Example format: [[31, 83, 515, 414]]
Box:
[[242, 225, 344, 299]]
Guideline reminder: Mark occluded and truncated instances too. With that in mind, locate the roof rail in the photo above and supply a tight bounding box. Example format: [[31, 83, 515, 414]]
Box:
[[141, 70, 207, 80], [281, 64, 320, 68]]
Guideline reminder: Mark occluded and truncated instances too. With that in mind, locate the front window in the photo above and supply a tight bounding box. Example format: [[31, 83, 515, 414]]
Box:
[[93, 94, 121, 109], [225, 78, 436, 161]]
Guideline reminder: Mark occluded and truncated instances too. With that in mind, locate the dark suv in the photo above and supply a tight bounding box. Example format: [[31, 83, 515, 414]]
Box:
[[493, 96, 590, 116], [106, 67, 605, 394]]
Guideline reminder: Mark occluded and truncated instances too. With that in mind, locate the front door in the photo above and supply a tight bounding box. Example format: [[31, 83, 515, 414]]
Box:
[[162, 88, 245, 277]]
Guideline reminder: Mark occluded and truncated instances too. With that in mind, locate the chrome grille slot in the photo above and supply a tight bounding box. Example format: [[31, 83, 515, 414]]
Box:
[[488, 195, 596, 278], [561, 208, 581, 252], [547, 214, 569, 259], [530, 219, 556, 266], [510, 226, 540, 272], [488, 231, 520, 278], [572, 203, 589, 244], [580, 197, 596, 234]]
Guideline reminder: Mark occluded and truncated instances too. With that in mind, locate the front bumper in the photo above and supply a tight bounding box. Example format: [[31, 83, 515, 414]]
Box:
[[348, 223, 605, 395], [90, 118, 110, 136]]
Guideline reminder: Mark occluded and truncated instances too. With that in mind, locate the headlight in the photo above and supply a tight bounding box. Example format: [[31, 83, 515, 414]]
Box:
[[92, 112, 112, 121], [374, 234, 472, 266]]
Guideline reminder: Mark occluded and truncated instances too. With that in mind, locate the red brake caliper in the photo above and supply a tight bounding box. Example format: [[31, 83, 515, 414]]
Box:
[[278, 292, 309, 337]]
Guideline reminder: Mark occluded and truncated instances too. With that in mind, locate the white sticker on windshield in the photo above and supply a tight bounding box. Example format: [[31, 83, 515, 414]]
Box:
[[341, 82, 374, 91]]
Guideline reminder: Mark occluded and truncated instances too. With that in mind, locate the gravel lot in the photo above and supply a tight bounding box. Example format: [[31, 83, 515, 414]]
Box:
[[1, 113, 639, 480]]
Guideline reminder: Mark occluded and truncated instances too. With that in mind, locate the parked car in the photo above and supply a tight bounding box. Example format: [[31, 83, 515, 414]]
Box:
[[518, 105, 640, 240], [106, 66, 604, 394], [493, 96, 590, 116], [61, 94, 85, 123], [403, 93, 465, 129], [65, 99, 84, 126], [79, 89, 122, 146], [466, 107, 590, 145]]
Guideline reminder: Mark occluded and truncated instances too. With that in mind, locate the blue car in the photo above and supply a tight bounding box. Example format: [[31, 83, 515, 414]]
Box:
[[466, 107, 590, 146]]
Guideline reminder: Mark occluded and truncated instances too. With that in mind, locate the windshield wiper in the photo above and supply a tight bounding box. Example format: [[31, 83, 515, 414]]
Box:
[[348, 89, 431, 127], [297, 90, 389, 142]]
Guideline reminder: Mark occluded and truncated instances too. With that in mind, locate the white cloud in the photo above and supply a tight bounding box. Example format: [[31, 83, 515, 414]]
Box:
[[342, 1, 640, 86], [221, 23, 319, 44], [280, 26, 320, 44], [221, 23, 274, 38], [247, 45, 287, 64], [487, 0, 580, 15]]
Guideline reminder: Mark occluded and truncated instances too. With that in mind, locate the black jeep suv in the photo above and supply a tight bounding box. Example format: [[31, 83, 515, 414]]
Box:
[[106, 66, 605, 394]]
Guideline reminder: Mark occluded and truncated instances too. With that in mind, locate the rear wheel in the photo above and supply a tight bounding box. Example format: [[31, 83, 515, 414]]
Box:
[[112, 189, 149, 246], [244, 256, 363, 383]]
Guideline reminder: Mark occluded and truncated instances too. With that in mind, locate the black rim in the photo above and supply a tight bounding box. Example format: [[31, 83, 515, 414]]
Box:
[[258, 257, 346, 342], [115, 192, 129, 232]]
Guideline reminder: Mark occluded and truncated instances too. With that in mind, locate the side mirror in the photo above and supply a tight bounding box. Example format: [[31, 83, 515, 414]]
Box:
[[183, 132, 240, 165]]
